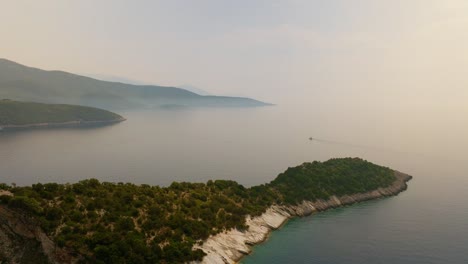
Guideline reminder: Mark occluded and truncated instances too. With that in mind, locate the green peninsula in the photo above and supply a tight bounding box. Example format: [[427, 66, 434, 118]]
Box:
[[0, 158, 411, 263], [0, 99, 125, 129]]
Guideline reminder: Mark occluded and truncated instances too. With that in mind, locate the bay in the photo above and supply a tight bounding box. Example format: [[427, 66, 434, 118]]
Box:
[[1, 102, 467, 263]]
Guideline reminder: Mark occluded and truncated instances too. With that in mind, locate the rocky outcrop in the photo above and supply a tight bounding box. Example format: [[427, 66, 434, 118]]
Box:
[[0, 205, 78, 264], [195, 171, 412, 264]]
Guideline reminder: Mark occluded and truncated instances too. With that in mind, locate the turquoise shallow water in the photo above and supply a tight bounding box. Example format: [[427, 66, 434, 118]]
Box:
[[243, 175, 468, 264]]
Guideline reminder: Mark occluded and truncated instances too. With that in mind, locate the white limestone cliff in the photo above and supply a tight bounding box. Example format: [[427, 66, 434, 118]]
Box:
[[194, 171, 412, 264]]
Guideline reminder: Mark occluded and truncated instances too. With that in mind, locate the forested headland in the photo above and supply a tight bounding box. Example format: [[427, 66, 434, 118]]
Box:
[[0, 158, 399, 263], [0, 99, 124, 129]]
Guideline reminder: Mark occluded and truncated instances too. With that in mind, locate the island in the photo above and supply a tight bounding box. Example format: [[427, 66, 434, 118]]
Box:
[[0, 99, 125, 130], [0, 158, 412, 263]]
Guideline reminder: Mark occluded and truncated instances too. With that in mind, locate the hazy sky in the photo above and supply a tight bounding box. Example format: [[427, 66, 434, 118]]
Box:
[[1, 1, 468, 104]]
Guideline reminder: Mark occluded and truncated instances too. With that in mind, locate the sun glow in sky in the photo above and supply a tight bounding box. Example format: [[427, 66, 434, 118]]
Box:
[[1, 0, 468, 104]]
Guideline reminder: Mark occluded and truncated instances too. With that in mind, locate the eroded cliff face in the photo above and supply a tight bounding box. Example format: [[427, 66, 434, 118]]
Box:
[[0, 205, 76, 264], [195, 171, 412, 264]]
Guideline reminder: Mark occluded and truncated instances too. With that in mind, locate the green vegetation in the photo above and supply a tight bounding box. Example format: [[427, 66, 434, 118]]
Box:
[[0, 99, 123, 126], [0, 158, 395, 263], [270, 158, 396, 204]]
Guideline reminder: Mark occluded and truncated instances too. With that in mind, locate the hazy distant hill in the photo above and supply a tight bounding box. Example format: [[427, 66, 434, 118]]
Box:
[[87, 76, 212, 96], [179, 84, 211, 95], [0, 59, 270, 110]]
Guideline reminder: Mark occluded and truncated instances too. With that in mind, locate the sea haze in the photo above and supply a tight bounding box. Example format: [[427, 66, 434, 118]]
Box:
[[1, 102, 467, 263]]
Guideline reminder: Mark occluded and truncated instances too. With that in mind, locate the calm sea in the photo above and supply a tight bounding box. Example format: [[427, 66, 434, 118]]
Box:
[[1, 102, 467, 263]]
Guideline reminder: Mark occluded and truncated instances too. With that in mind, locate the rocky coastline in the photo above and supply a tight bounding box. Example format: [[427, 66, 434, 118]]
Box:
[[0, 166, 411, 263], [195, 171, 412, 264], [0, 117, 126, 131]]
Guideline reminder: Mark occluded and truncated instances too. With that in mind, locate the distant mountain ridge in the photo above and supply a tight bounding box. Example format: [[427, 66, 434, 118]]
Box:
[[85, 76, 212, 96], [0, 59, 270, 110], [178, 84, 211, 96]]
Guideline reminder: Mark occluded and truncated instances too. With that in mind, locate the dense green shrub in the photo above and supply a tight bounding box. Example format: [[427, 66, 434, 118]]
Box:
[[3, 158, 395, 263]]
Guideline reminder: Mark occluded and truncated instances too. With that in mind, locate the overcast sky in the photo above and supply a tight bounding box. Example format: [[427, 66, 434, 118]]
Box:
[[1, 1, 468, 104]]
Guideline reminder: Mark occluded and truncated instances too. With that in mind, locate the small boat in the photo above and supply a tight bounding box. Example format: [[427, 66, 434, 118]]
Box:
[[309, 137, 313, 141]]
